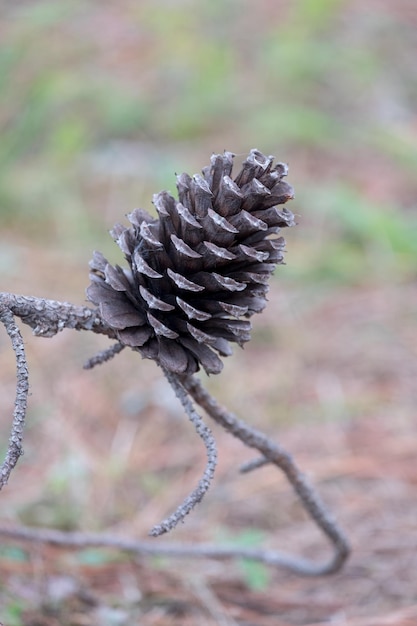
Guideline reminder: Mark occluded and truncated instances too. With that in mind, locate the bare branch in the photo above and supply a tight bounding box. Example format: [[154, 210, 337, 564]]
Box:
[[0, 293, 115, 340], [150, 368, 217, 536], [240, 456, 270, 473], [0, 293, 119, 489], [0, 523, 344, 575], [83, 342, 125, 370], [181, 374, 350, 576], [0, 306, 29, 490]]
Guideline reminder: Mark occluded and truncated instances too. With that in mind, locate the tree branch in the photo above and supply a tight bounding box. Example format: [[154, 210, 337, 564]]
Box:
[[0, 305, 29, 490], [239, 456, 270, 473], [83, 342, 125, 370], [0, 523, 344, 575], [150, 368, 217, 536], [0, 292, 116, 487], [0, 293, 115, 339], [181, 374, 350, 576]]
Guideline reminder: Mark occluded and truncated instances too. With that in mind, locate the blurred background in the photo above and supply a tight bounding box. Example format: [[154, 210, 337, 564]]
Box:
[[1, 1, 417, 624]]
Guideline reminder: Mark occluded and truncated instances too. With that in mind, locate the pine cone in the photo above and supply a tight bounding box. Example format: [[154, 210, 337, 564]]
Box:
[[87, 149, 295, 375]]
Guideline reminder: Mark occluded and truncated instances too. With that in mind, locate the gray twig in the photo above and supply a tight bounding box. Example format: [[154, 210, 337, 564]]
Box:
[[0, 293, 115, 339], [0, 524, 343, 575], [150, 368, 217, 536], [239, 456, 270, 473], [84, 342, 125, 370], [181, 374, 350, 576], [0, 291, 114, 489], [0, 305, 29, 490]]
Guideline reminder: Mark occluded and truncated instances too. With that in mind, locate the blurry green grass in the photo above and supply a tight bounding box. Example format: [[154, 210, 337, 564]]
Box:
[[287, 184, 417, 284], [1, 0, 416, 283]]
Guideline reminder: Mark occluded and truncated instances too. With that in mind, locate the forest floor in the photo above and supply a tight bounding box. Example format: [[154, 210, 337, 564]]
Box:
[[1, 3, 417, 622]]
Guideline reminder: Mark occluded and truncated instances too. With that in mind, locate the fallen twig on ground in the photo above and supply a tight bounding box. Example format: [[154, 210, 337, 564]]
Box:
[[0, 149, 351, 576]]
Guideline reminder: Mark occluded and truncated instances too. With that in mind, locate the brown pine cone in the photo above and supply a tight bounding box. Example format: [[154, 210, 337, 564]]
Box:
[[87, 149, 295, 375]]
